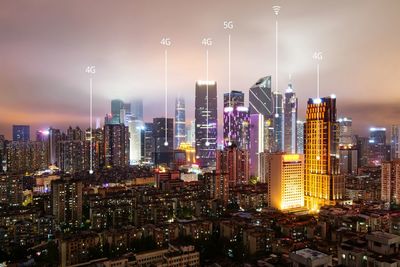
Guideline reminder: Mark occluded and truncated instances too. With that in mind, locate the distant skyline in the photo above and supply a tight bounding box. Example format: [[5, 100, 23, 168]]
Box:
[[1, 0, 399, 139]]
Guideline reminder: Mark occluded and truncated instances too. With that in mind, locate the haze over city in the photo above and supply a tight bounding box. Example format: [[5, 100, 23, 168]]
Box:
[[1, 0, 399, 138]]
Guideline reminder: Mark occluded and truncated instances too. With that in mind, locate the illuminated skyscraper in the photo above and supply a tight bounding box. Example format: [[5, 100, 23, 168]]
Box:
[[390, 125, 400, 160], [249, 114, 264, 180], [49, 128, 62, 165], [186, 120, 195, 148], [129, 120, 144, 165], [174, 97, 186, 149], [304, 96, 344, 211], [368, 127, 389, 166], [273, 92, 283, 152], [195, 81, 218, 168], [104, 124, 130, 167], [296, 121, 305, 154], [249, 76, 273, 117], [143, 122, 154, 163], [266, 153, 304, 210], [13, 125, 30, 141], [283, 84, 298, 153], [216, 145, 249, 186], [223, 90, 249, 149]]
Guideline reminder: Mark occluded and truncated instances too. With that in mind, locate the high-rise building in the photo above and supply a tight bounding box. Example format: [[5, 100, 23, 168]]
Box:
[[6, 141, 48, 173], [104, 124, 130, 167], [304, 96, 344, 211], [249, 114, 264, 180], [339, 146, 358, 175], [249, 76, 273, 117], [338, 117, 354, 146], [216, 145, 249, 187], [195, 81, 218, 168], [223, 90, 249, 149], [0, 135, 5, 171], [153, 118, 173, 165], [110, 99, 124, 124], [51, 178, 83, 226], [381, 160, 400, 205], [186, 121, 195, 148], [296, 121, 305, 154], [13, 125, 30, 142], [203, 171, 229, 205], [368, 127, 389, 166], [0, 175, 23, 206], [273, 92, 284, 152], [128, 120, 144, 165], [49, 128, 62, 165], [266, 153, 304, 210], [355, 135, 369, 168], [143, 122, 154, 163], [131, 98, 144, 121], [390, 125, 400, 160], [283, 84, 298, 154], [57, 140, 86, 173], [174, 97, 186, 149]]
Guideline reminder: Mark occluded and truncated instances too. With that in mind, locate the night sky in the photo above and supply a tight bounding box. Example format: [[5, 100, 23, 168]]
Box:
[[1, 0, 399, 139]]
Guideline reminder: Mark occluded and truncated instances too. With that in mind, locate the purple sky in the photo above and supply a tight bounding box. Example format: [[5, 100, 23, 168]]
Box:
[[1, 0, 399, 139]]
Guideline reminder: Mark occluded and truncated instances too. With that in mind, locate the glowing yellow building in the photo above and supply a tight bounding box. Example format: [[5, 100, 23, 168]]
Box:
[[178, 142, 196, 164], [266, 153, 304, 210], [304, 96, 344, 211]]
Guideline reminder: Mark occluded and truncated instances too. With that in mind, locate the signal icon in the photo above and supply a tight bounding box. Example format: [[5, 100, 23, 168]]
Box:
[[272, 5, 281, 16]]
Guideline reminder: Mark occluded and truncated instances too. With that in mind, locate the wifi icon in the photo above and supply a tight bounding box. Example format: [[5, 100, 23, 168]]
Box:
[[272, 5, 281, 16]]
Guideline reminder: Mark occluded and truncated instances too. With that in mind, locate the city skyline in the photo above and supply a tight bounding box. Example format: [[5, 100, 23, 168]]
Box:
[[1, 0, 399, 138]]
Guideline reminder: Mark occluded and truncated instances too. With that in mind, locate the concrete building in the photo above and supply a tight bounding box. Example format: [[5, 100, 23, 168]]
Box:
[[290, 248, 332, 267]]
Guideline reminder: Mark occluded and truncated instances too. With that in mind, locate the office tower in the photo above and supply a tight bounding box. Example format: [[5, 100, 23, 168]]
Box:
[[143, 122, 154, 163], [49, 128, 62, 165], [283, 84, 298, 154], [381, 160, 400, 205], [338, 117, 354, 146], [57, 140, 86, 173], [223, 90, 249, 149], [0, 175, 23, 206], [355, 135, 369, 168], [249, 76, 273, 117], [186, 121, 196, 147], [131, 98, 144, 120], [12, 125, 30, 141], [123, 103, 132, 126], [153, 118, 174, 165], [216, 145, 249, 186], [391, 125, 400, 160], [110, 99, 124, 124], [174, 97, 186, 149], [368, 127, 389, 166], [339, 147, 358, 175], [195, 81, 218, 168], [304, 96, 344, 211], [6, 141, 48, 173], [296, 121, 305, 154], [266, 153, 304, 210], [203, 171, 229, 205], [51, 178, 83, 226], [104, 124, 130, 167], [273, 92, 284, 152], [128, 120, 144, 165], [249, 114, 264, 180]]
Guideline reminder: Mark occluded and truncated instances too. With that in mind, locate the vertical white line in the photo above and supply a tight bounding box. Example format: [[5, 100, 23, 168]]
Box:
[[228, 34, 231, 145], [89, 77, 93, 173], [165, 49, 168, 144], [275, 19, 278, 115], [317, 63, 320, 99], [206, 49, 209, 145]]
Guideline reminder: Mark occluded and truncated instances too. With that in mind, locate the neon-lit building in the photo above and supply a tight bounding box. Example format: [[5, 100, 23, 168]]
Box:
[[296, 121, 305, 154], [223, 90, 249, 150], [178, 142, 196, 165], [368, 127, 390, 166], [266, 153, 304, 210], [304, 96, 344, 211], [128, 120, 144, 165], [174, 97, 186, 149], [195, 80, 218, 168], [273, 92, 284, 152]]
